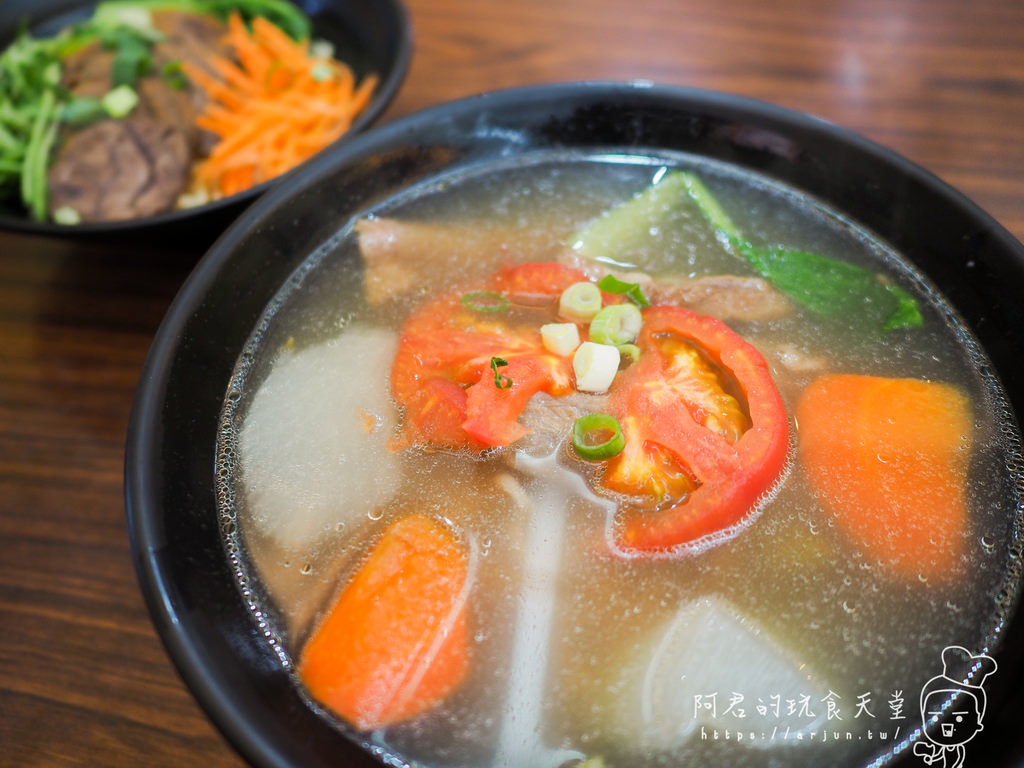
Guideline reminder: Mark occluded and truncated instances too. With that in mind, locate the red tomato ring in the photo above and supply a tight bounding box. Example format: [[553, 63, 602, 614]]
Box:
[[605, 305, 791, 554]]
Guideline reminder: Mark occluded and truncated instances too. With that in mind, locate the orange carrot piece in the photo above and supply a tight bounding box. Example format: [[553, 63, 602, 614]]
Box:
[[795, 374, 972, 580], [226, 13, 274, 82], [251, 16, 309, 63], [298, 515, 472, 731]]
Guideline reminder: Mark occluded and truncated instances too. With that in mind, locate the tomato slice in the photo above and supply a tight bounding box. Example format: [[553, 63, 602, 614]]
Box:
[[462, 354, 572, 446], [391, 264, 576, 450], [390, 268, 790, 549], [491, 261, 589, 302], [603, 305, 790, 553]]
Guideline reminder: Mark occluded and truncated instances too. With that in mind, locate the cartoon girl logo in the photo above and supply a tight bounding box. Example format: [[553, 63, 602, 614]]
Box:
[[912, 645, 998, 768]]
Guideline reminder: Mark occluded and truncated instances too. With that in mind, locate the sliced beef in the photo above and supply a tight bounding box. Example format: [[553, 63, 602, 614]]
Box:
[[646, 274, 794, 323], [47, 10, 229, 222], [47, 116, 190, 222]]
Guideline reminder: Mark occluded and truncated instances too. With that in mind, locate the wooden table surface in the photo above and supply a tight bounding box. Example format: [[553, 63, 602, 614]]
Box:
[[3, 0, 1024, 766]]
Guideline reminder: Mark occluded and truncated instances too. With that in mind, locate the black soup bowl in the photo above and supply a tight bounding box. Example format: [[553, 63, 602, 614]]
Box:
[[125, 82, 1024, 768], [0, 0, 410, 245]]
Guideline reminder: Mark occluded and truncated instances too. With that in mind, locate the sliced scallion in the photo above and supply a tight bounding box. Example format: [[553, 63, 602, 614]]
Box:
[[573, 341, 620, 393], [597, 274, 650, 307], [540, 322, 580, 357], [559, 281, 602, 323], [616, 343, 641, 363], [461, 290, 509, 314], [572, 414, 625, 460], [101, 84, 139, 118], [589, 303, 643, 347]]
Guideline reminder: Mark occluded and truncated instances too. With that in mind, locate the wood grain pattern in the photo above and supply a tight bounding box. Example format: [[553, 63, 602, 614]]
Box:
[[2, 0, 1024, 765]]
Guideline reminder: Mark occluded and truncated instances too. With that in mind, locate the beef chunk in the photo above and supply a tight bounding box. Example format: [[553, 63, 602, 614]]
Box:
[[46, 10, 230, 222], [47, 116, 190, 222]]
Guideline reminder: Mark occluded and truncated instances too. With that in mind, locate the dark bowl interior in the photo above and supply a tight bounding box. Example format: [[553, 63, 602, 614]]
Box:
[[0, 0, 410, 246], [125, 82, 1024, 768]]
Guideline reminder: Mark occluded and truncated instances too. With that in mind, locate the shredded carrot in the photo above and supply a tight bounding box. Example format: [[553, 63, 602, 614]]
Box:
[[795, 374, 972, 581], [183, 12, 378, 199], [298, 514, 472, 731]]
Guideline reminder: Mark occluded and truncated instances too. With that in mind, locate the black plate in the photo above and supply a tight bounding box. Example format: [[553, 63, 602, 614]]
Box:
[[0, 0, 410, 245], [125, 82, 1024, 767]]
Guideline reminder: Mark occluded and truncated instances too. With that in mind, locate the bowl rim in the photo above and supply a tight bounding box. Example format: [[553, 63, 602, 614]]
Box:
[[126, 79, 1024, 768], [0, 0, 413, 238]]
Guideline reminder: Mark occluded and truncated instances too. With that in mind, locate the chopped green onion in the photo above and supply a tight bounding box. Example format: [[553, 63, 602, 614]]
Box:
[[461, 290, 509, 314], [597, 274, 650, 307], [53, 205, 81, 225], [616, 343, 641, 363], [589, 303, 643, 346], [573, 341, 620, 393], [101, 84, 139, 118], [540, 322, 581, 357], [490, 357, 513, 389], [559, 281, 602, 323], [572, 414, 625, 460]]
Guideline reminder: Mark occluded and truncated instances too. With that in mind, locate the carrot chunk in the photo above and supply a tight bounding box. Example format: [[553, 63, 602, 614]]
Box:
[[298, 515, 472, 730], [795, 374, 972, 580]]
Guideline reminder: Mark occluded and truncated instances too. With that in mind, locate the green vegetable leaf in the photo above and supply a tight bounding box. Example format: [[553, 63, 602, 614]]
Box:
[[596, 274, 650, 307], [674, 171, 923, 333], [161, 60, 188, 90], [742, 247, 923, 332]]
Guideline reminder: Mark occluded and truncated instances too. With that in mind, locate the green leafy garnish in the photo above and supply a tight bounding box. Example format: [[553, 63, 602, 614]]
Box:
[[571, 169, 924, 334], [596, 274, 650, 307], [94, 0, 312, 41], [160, 60, 188, 90], [105, 28, 156, 87], [490, 357, 513, 389], [61, 97, 106, 126], [0, 27, 65, 218], [675, 171, 923, 332]]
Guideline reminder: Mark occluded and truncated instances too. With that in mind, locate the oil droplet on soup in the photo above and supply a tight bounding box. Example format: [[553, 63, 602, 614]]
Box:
[[217, 152, 1023, 768]]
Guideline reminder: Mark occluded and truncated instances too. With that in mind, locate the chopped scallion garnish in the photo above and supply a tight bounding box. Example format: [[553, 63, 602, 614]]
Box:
[[589, 303, 643, 347], [559, 281, 602, 323], [101, 84, 139, 118], [490, 357, 513, 389], [572, 414, 625, 460], [616, 343, 640, 363], [461, 290, 510, 314]]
